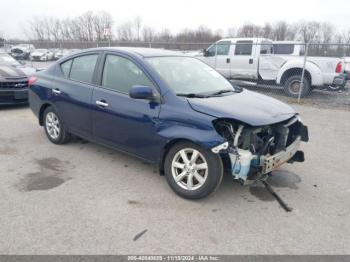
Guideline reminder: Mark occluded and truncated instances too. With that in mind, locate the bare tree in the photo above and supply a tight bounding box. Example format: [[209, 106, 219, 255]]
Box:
[[262, 23, 273, 39], [157, 28, 172, 42], [27, 17, 46, 41], [134, 16, 142, 41], [117, 22, 135, 41], [237, 23, 262, 37], [93, 11, 114, 42], [297, 21, 321, 43], [142, 26, 156, 42], [273, 21, 289, 41], [227, 27, 236, 38]]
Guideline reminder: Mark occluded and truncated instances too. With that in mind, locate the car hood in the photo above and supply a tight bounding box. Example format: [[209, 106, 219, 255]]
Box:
[[0, 64, 35, 78], [187, 89, 296, 126]]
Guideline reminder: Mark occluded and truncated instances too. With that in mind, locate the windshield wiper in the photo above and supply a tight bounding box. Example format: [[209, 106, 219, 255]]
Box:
[[176, 93, 208, 98], [207, 89, 234, 97]]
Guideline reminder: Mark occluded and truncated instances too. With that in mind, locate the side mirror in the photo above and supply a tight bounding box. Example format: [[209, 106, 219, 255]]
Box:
[[203, 49, 209, 57], [129, 85, 159, 101]]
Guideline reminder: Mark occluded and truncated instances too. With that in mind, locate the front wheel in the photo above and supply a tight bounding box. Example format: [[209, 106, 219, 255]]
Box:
[[164, 142, 223, 199], [283, 75, 311, 98]]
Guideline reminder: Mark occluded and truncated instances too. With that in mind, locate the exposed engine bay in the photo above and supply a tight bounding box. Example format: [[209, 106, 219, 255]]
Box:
[[213, 115, 309, 184]]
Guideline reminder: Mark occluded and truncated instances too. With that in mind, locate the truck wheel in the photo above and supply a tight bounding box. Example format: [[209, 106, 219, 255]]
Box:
[[283, 75, 311, 98], [164, 141, 223, 199]]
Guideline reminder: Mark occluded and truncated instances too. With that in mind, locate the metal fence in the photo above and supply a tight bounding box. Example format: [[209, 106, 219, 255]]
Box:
[[2, 40, 349, 109]]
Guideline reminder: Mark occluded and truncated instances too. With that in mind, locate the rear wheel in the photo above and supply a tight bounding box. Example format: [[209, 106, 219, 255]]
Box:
[[43, 106, 70, 144], [283, 75, 311, 98], [164, 141, 223, 199]]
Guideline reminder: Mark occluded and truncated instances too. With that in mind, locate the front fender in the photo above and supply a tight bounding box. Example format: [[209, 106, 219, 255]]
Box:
[[276, 60, 323, 86], [155, 119, 225, 174]]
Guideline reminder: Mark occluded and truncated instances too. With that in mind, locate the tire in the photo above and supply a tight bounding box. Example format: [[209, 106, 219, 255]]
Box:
[[164, 141, 223, 199], [283, 75, 311, 98], [43, 106, 70, 144]]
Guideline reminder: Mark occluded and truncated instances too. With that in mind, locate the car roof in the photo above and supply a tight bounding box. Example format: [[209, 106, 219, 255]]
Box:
[[79, 47, 187, 58], [217, 38, 272, 43]]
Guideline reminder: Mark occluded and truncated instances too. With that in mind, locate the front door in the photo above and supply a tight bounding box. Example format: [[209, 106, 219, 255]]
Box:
[[200, 41, 232, 78], [91, 54, 161, 161]]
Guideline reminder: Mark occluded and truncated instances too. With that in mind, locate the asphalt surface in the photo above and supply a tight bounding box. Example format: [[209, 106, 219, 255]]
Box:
[[0, 103, 349, 254]]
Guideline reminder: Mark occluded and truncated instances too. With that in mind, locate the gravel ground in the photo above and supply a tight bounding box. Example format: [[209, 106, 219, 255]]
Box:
[[0, 104, 349, 255]]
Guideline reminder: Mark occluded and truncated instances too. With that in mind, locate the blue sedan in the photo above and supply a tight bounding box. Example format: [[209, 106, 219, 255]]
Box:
[[28, 47, 308, 199]]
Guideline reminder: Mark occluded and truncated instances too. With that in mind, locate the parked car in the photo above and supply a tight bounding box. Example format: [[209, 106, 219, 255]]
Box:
[[30, 49, 54, 61], [0, 51, 36, 105], [28, 47, 308, 199], [10, 44, 35, 60], [197, 38, 347, 97], [53, 49, 75, 60]]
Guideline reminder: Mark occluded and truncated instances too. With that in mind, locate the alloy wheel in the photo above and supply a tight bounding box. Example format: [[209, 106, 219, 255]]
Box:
[[171, 148, 208, 191], [45, 112, 60, 140]]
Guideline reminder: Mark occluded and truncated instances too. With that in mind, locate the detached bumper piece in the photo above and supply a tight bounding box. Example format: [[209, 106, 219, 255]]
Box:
[[332, 73, 347, 88]]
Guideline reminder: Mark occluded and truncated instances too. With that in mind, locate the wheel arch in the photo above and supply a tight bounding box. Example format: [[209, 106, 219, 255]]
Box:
[[280, 68, 312, 86], [158, 136, 225, 175], [38, 102, 54, 126]]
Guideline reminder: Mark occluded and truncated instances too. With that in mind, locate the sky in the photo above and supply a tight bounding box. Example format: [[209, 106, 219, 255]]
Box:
[[0, 0, 350, 39]]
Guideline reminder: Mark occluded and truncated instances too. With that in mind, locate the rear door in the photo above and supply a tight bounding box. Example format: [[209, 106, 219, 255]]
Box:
[[91, 53, 161, 161], [53, 53, 100, 138], [230, 40, 258, 80]]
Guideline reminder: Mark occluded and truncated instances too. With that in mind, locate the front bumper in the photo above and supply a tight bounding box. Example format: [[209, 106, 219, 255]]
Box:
[[0, 89, 29, 105], [11, 53, 27, 60], [31, 56, 46, 61], [224, 120, 308, 183]]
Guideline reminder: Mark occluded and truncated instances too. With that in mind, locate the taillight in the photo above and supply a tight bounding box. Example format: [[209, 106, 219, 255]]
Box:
[[335, 62, 343, 73], [28, 76, 38, 87]]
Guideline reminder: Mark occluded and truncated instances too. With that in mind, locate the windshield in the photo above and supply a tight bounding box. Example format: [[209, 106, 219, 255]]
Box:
[[0, 53, 20, 66], [146, 56, 233, 95]]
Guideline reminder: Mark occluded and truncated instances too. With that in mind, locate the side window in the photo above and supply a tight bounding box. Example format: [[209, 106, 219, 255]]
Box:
[[260, 41, 273, 54], [234, 41, 253, 55], [102, 55, 154, 93], [216, 41, 231, 55], [206, 45, 216, 57], [206, 41, 231, 56], [60, 60, 72, 78], [69, 54, 98, 84]]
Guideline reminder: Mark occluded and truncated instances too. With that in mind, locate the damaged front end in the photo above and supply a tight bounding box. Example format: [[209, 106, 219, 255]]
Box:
[[213, 116, 309, 184]]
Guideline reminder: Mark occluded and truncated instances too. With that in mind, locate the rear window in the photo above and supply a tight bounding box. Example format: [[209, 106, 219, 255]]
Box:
[[69, 55, 98, 84], [60, 60, 72, 78], [234, 41, 253, 55], [273, 44, 295, 54]]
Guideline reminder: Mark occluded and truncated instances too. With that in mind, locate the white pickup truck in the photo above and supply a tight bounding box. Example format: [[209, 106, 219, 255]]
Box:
[[197, 38, 347, 97]]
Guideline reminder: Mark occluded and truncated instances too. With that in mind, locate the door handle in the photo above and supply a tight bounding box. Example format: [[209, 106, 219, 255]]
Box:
[[249, 58, 254, 64], [96, 100, 109, 107], [226, 58, 230, 63], [52, 88, 61, 95]]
